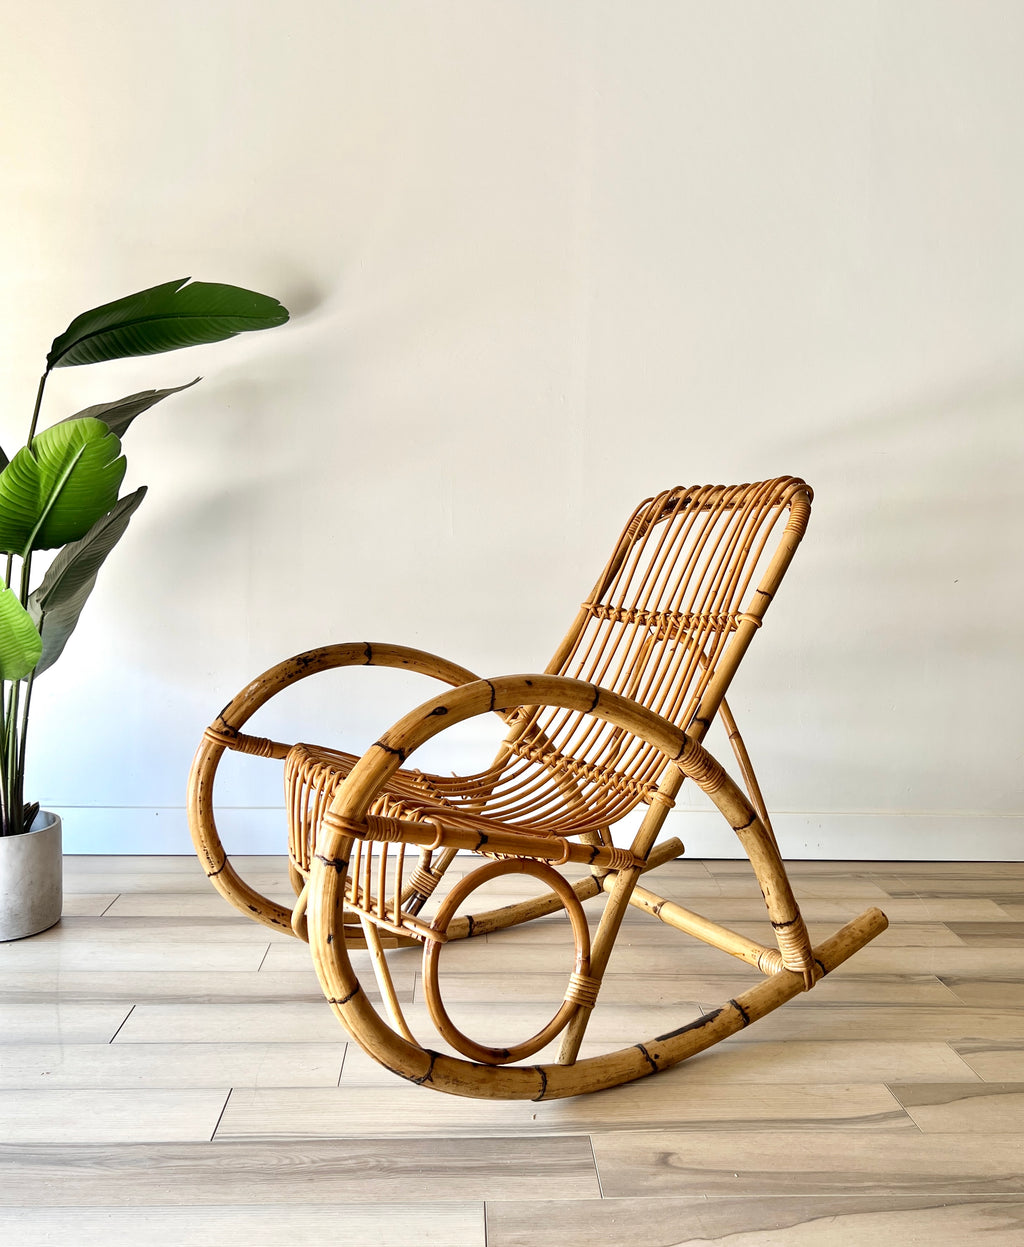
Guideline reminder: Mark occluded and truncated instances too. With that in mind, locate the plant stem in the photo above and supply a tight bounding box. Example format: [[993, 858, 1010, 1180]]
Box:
[[0, 373, 50, 836], [0, 680, 9, 835], [3, 680, 20, 836], [16, 670, 34, 809], [19, 551, 33, 608], [27, 371, 49, 446]]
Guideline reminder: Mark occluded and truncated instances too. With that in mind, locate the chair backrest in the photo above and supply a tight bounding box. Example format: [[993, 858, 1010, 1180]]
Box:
[[471, 478, 812, 834]]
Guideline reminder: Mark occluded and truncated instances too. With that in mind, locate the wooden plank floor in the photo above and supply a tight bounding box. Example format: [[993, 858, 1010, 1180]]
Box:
[[1, 854, 1022, 1246]]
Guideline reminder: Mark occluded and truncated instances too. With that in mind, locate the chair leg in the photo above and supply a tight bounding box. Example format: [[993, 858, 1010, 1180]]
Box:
[[557, 778, 683, 1063], [557, 858, 643, 1063], [718, 695, 780, 855], [360, 914, 418, 1044]]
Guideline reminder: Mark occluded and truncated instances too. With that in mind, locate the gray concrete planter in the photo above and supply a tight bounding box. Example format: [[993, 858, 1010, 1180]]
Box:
[[0, 811, 63, 941]]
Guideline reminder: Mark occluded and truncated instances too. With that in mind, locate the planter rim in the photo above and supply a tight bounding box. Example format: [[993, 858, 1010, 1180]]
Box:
[[0, 810, 63, 941], [0, 808, 59, 838]]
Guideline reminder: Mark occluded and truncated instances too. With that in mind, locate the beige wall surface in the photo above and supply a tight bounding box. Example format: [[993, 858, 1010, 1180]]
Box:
[[1, 1, 1021, 856]]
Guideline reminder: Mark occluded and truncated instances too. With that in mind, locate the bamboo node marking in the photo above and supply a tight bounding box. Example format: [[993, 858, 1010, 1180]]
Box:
[[313, 850, 349, 873], [410, 1051, 439, 1086], [728, 997, 751, 1026], [374, 740, 409, 763], [326, 984, 362, 1006], [634, 1042, 659, 1074]]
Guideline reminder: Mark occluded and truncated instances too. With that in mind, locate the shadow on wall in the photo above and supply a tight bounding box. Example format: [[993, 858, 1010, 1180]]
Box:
[[792, 361, 1022, 643], [764, 361, 1024, 810], [274, 276, 327, 319]]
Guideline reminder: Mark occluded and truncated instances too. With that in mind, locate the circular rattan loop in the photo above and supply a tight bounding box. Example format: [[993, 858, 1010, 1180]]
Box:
[[422, 858, 592, 1065]]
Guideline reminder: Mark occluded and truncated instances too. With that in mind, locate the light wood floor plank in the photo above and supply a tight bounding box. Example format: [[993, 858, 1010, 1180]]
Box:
[[104, 891, 296, 917], [591, 1129, 1024, 1196], [938, 975, 1024, 1008], [1, 1002, 131, 1044], [0, 967, 412, 1005], [259, 940, 347, 972], [947, 922, 1024, 944], [822, 946, 1024, 975], [486, 1194, 1024, 1247], [890, 1081, 1024, 1133], [0, 1042, 346, 1089], [0, 1088, 229, 1143], [871, 877, 1024, 897], [717, 1005, 1024, 1044], [0, 1204, 485, 1247], [764, 861, 1024, 878], [216, 1082, 913, 1140], [0, 1137, 599, 1204], [64, 855, 211, 874], [61, 893, 118, 916], [953, 1040, 1024, 1082], [688, 897, 1011, 922], [113, 1001, 355, 1044], [704, 859, 908, 874], [0, 932, 270, 972], [11, 913, 289, 944]]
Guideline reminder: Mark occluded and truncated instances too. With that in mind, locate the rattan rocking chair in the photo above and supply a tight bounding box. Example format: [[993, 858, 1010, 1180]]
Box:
[[188, 477, 888, 1099]]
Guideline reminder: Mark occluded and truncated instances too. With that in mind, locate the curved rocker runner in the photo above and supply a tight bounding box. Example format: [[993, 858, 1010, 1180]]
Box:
[[187, 478, 888, 1099]]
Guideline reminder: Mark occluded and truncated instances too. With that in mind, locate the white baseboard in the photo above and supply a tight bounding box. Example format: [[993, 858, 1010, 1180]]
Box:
[[52, 805, 1024, 861], [665, 809, 1024, 861]]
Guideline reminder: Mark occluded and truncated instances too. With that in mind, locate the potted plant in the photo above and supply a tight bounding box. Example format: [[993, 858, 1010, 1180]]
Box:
[[0, 278, 289, 940]]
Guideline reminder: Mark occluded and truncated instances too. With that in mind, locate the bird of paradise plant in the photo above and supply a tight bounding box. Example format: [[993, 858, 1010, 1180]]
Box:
[[0, 278, 289, 836]]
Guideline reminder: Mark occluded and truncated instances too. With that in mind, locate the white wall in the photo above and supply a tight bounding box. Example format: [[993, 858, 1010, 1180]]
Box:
[[1, 1, 1021, 858]]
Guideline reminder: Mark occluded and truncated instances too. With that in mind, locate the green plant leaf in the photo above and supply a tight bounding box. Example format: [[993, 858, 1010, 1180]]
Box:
[[27, 486, 147, 676], [46, 279, 289, 370], [0, 587, 42, 680], [0, 418, 126, 556], [57, 378, 201, 440]]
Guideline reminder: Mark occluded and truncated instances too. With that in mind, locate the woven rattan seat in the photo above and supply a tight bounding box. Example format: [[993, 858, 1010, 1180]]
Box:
[[188, 479, 888, 1099]]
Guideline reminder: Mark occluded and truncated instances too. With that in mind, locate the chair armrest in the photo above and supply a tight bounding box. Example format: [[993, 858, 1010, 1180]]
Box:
[[209, 641, 484, 739]]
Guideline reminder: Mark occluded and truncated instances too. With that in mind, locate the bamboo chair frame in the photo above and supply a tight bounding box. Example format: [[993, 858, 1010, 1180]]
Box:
[[188, 478, 888, 1099]]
